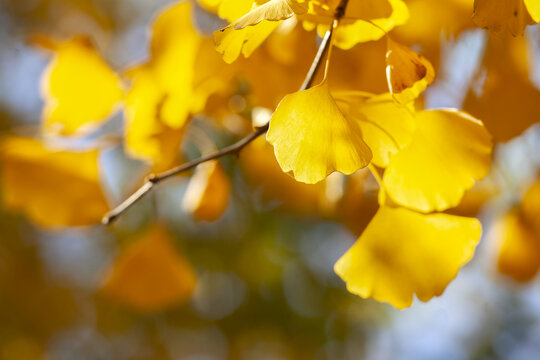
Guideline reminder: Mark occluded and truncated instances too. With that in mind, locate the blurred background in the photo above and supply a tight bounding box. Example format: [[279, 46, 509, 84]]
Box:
[[2, 0, 540, 359]]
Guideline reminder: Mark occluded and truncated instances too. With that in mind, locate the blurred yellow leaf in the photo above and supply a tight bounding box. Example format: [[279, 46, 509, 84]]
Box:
[[267, 82, 372, 184], [335, 206, 481, 309], [198, 0, 255, 21], [182, 161, 231, 221], [473, 0, 536, 35], [124, 69, 185, 171], [100, 226, 197, 313], [464, 34, 540, 142], [384, 109, 492, 212], [40, 36, 123, 136], [521, 178, 540, 233], [494, 210, 540, 282], [385, 37, 435, 104], [393, 0, 474, 46], [124, 2, 231, 169], [334, 91, 415, 168], [132, 1, 201, 129], [0, 137, 109, 227]]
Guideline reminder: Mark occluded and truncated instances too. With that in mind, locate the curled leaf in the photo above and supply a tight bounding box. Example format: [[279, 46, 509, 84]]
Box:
[[385, 37, 435, 104], [233, 0, 308, 29]]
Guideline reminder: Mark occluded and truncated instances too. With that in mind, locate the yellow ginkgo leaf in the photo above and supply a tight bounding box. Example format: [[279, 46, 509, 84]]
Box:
[[40, 36, 123, 135], [124, 69, 185, 171], [313, 0, 409, 50], [385, 37, 435, 104], [0, 137, 109, 227], [267, 82, 372, 184], [334, 206, 481, 309], [215, 20, 280, 64], [334, 91, 415, 168], [383, 109, 492, 213], [100, 226, 197, 313], [182, 160, 231, 221], [473, 0, 535, 35], [493, 211, 540, 282]]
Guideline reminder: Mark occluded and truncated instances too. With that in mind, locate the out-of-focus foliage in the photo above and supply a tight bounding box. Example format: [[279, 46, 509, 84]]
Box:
[[2, 0, 540, 359], [1, 137, 109, 227], [100, 226, 197, 312], [38, 36, 124, 136]]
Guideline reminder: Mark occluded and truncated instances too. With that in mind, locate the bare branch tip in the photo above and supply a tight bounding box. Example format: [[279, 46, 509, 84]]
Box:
[[101, 214, 114, 225]]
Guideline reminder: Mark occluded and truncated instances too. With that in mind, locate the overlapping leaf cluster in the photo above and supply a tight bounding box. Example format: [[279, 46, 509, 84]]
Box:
[[2, 0, 540, 311]]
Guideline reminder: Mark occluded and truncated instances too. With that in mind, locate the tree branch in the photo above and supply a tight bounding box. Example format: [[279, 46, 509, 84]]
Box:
[[102, 7, 348, 225]]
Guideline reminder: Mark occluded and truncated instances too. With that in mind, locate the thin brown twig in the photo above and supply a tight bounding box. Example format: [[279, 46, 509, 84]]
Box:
[[102, 1, 351, 225]]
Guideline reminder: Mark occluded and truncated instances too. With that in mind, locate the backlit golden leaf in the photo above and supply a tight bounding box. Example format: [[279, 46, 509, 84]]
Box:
[[335, 206, 481, 309], [267, 82, 372, 184]]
